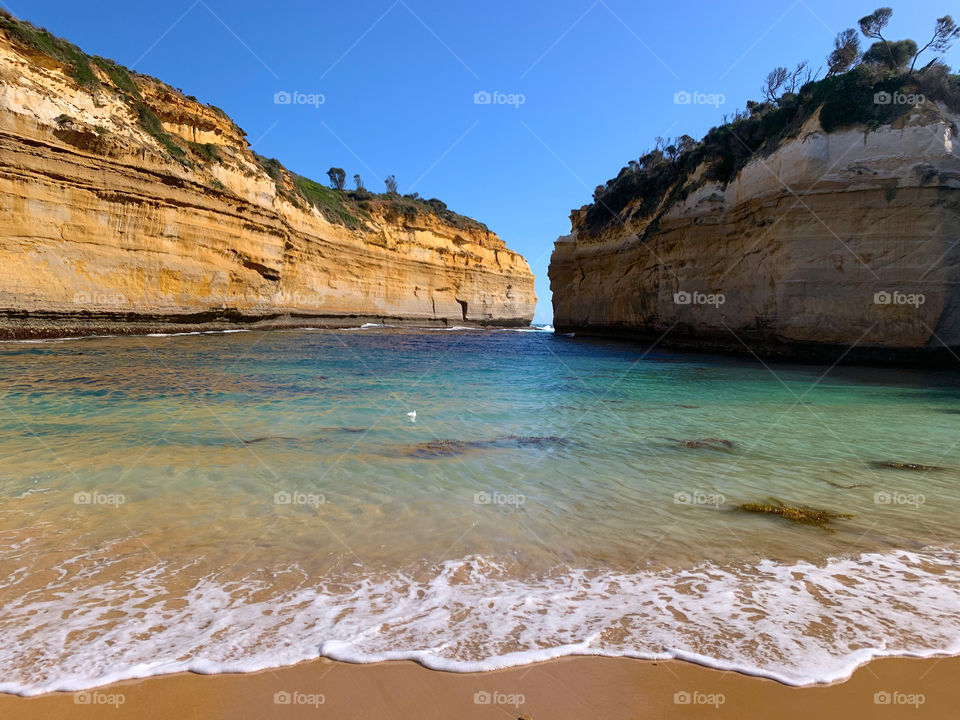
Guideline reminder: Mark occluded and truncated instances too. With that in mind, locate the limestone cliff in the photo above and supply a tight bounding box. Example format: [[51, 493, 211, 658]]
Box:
[[0, 17, 535, 338], [550, 97, 960, 364]]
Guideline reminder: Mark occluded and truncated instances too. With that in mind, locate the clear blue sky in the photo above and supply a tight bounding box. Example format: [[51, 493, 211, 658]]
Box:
[[13, 0, 960, 323]]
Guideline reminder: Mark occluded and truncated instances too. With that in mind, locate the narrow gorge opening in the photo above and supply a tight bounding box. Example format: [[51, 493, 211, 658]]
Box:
[[455, 299, 468, 321]]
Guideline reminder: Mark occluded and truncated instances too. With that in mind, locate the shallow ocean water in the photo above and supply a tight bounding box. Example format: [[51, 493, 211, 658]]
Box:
[[1, 327, 959, 692]]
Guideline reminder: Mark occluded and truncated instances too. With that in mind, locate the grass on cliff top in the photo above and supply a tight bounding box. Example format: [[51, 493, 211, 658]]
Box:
[[583, 61, 960, 238], [251, 154, 487, 233], [290, 173, 488, 233], [380, 194, 489, 232], [0, 11, 97, 88], [292, 175, 369, 230]]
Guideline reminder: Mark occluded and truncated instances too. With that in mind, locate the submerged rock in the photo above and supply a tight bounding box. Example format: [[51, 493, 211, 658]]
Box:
[[870, 461, 942, 472], [739, 500, 854, 531], [407, 435, 569, 458], [498, 435, 568, 448], [246, 427, 369, 444], [653, 436, 735, 452], [409, 440, 473, 458], [823, 479, 864, 489]]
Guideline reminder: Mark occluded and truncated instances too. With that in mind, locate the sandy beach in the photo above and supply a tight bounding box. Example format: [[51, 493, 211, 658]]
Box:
[[0, 654, 954, 719]]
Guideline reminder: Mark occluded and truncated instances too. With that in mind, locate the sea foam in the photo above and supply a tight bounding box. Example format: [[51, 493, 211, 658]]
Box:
[[2, 547, 960, 695]]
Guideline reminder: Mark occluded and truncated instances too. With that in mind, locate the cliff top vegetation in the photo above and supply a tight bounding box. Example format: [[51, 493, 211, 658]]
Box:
[[581, 7, 960, 237]]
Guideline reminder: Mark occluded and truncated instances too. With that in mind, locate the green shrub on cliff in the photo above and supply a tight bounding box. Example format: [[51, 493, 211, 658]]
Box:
[[289, 173, 487, 233], [293, 175, 368, 230], [93, 57, 141, 99], [254, 155, 285, 184], [584, 7, 960, 238], [188, 142, 221, 164], [134, 102, 188, 163]]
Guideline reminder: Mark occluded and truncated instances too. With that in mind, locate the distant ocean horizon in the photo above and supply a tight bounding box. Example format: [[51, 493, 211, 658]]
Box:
[[2, 326, 959, 694]]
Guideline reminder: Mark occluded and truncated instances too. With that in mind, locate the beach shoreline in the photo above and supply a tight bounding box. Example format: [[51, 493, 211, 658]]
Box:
[[1, 654, 955, 719]]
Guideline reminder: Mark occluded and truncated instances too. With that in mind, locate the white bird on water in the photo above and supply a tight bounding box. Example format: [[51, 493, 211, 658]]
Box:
[[407, 410, 417, 422]]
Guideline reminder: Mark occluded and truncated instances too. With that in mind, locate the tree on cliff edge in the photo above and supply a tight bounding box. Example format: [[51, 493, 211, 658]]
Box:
[[910, 15, 960, 71], [326, 167, 345, 191], [859, 7, 895, 68], [827, 29, 861, 76]]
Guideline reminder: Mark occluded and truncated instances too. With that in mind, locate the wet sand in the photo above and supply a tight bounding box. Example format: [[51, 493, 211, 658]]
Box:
[[1, 654, 956, 719]]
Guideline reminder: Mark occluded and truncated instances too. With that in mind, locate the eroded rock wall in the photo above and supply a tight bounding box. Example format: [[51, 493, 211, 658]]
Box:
[[549, 109, 960, 362], [0, 32, 535, 337]]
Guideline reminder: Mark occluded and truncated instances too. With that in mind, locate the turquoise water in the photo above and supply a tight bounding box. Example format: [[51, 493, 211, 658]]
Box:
[[1, 327, 960, 692]]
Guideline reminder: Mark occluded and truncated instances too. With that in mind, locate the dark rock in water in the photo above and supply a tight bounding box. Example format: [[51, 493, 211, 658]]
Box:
[[247, 427, 369, 445], [675, 405, 699, 409], [407, 435, 570, 458], [498, 435, 568, 448], [409, 439, 472, 457], [243, 435, 304, 444], [870, 461, 942, 472], [738, 499, 854, 531], [824, 479, 864, 489], [654, 436, 735, 451]]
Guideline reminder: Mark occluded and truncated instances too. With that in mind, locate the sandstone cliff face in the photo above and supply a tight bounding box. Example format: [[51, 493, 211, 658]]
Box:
[[549, 106, 960, 362], [0, 30, 535, 338]]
